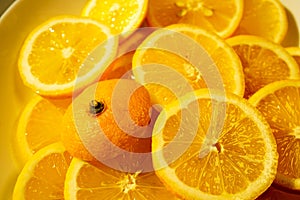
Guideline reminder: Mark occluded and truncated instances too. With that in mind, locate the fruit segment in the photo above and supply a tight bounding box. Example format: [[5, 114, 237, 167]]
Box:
[[227, 35, 300, 98], [64, 158, 178, 199], [152, 89, 278, 199], [133, 24, 244, 107], [12, 143, 72, 200], [18, 16, 118, 97], [146, 0, 244, 38], [249, 80, 300, 190], [81, 0, 148, 35], [232, 0, 288, 43], [14, 95, 70, 165]]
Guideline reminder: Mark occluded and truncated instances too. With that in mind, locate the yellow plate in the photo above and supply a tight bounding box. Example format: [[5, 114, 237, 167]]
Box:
[[0, 0, 86, 199], [0, 0, 299, 199]]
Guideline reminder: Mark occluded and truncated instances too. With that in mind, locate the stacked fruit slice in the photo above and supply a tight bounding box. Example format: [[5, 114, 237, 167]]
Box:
[[152, 89, 278, 199], [13, 143, 72, 199], [227, 35, 300, 98], [18, 16, 118, 98], [249, 80, 300, 190], [132, 24, 245, 106], [14, 96, 70, 166]]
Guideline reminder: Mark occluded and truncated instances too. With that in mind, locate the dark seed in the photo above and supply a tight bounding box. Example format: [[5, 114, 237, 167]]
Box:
[[89, 100, 105, 115]]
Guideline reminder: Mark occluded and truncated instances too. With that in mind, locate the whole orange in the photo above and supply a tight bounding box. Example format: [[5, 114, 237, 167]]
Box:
[[61, 79, 152, 162], [100, 51, 134, 80]]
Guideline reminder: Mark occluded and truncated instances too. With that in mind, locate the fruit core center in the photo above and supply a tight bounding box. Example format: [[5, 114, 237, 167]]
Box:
[[62, 47, 75, 59], [199, 141, 223, 158], [120, 174, 138, 193], [214, 142, 222, 153], [175, 1, 214, 17]]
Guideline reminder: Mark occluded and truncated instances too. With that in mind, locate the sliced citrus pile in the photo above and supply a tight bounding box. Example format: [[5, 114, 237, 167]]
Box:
[[232, 0, 288, 43], [64, 158, 178, 199], [14, 95, 70, 166], [12, 0, 300, 198], [61, 79, 152, 162], [81, 0, 148, 35], [227, 35, 300, 98], [100, 51, 134, 80], [152, 89, 278, 199], [12, 143, 72, 200], [286, 47, 300, 67], [18, 15, 118, 98], [249, 80, 300, 190], [146, 0, 244, 38], [132, 24, 244, 107]]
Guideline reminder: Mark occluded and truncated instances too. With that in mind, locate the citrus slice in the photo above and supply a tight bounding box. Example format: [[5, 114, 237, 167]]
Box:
[[249, 80, 300, 190], [81, 0, 148, 35], [146, 0, 244, 38], [286, 47, 300, 67], [18, 15, 118, 98], [14, 95, 70, 166], [12, 142, 72, 200], [152, 89, 278, 199], [64, 158, 178, 199], [227, 35, 300, 98], [232, 0, 288, 43], [132, 24, 245, 107]]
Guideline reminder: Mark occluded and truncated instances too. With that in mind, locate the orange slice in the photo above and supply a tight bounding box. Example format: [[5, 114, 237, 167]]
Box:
[[152, 89, 278, 199], [14, 95, 70, 166], [286, 47, 300, 67], [233, 0, 288, 43], [81, 0, 148, 35], [146, 0, 244, 38], [18, 15, 118, 98], [64, 158, 178, 199], [227, 35, 300, 98], [12, 143, 72, 200], [249, 80, 300, 190], [132, 24, 245, 107]]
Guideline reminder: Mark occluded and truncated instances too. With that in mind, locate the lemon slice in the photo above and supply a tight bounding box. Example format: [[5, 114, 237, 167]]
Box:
[[132, 24, 244, 107], [227, 35, 300, 98], [18, 15, 118, 98], [12, 143, 72, 200], [152, 89, 278, 199], [249, 80, 300, 190], [14, 95, 70, 166], [146, 0, 244, 38], [233, 0, 288, 43], [64, 158, 178, 199], [81, 0, 148, 35]]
